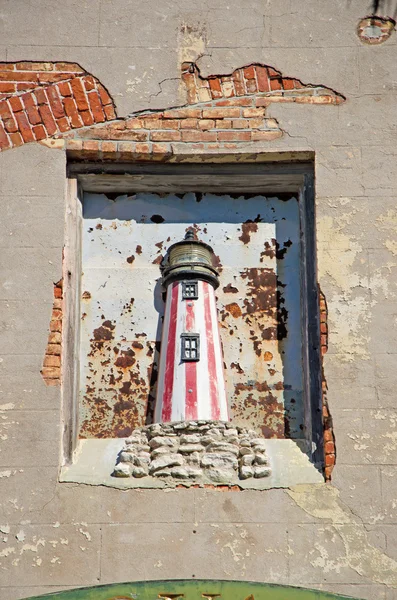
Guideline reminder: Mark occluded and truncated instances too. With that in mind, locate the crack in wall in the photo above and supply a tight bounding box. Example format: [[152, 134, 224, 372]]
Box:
[[288, 484, 397, 588]]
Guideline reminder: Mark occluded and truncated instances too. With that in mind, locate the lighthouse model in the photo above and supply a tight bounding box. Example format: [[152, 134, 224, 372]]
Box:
[[113, 228, 271, 483], [154, 229, 229, 423]]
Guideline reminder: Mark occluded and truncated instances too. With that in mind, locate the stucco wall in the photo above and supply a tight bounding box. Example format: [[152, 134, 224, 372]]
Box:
[[0, 1, 397, 599]]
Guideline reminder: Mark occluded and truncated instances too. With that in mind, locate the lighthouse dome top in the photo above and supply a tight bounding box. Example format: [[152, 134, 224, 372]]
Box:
[[162, 228, 220, 289]]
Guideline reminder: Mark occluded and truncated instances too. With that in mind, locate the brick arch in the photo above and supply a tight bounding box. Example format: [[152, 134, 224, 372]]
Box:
[[0, 61, 116, 151]]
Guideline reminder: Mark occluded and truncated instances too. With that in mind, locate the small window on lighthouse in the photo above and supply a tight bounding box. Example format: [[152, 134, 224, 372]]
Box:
[[181, 333, 200, 361], [182, 280, 198, 300]]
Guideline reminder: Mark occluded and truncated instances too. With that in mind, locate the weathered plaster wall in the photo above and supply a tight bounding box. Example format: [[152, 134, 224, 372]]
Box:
[[0, 1, 396, 599]]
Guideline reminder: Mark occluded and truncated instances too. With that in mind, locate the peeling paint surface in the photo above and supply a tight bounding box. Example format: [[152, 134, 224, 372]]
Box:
[[80, 192, 304, 439]]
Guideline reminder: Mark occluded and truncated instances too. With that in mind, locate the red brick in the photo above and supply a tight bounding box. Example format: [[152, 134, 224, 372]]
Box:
[[232, 70, 246, 96], [209, 78, 222, 99], [152, 142, 170, 154], [79, 110, 94, 126], [70, 77, 90, 111], [8, 96, 23, 112], [282, 78, 295, 91], [0, 64, 16, 71], [33, 88, 48, 105], [270, 78, 283, 91], [213, 97, 252, 107], [251, 130, 282, 141], [103, 104, 116, 120], [49, 331, 62, 343], [44, 353, 61, 367], [325, 453, 335, 467], [56, 117, 71, 132], [38, 72, 70, 84], [0, 123, 10, 149], [182, 72, 198, 103], [158, 119, 179, 130], [66, 139, 83, 153], [255, 98, 271, 107], [163, 108, 201, 119], [38, 104, 57, 135], [9, 131, 24, 147], [0, 71, 37, 81], [63, 97, 83, 128], [135, 143, 150, 153], [15, 111, 35, 142], [0, 101, 14, 118], [47, 344, 61, 355], [256, 66, 270, 92], [41, 366, 61, 379], [87, 91, 105, 123], [117, 142, 135, 159], [2, 114, 18, 133], [17, 83, 35, 92], [181, 130, 217, 142], [323, 429, 333, 442], [83, 76, 96, 92], [243, 107, 264, 118], [0, 82, 16, 94], [232, 119, 249, 129], [268, 67, 280, 77], [54, 62, 83, 73], [143, 116, 163, 129], [202, 107, 240, 119], [179, 118, 196, 129], [217, 131, 251, 142], [150, 130, 181, 142], [50, 319, 62, 332], [248, 118, 264, 129], [46, 85, 66, 119], [216, 119, 232, 128], [32, 124, 47, 141], [26, 105, 42, 125], [101, 141, 118, 158], [246, 79, 257, 94], [325, 440, 335, 454], [57, 81, 72, 97], [125, 117, 144, 129], [98, 85, 113, 106], [293, 80, 304, 89], [244, 65, 256, 80], [198, 119, 215, 130], [16, 61, 53, 71]]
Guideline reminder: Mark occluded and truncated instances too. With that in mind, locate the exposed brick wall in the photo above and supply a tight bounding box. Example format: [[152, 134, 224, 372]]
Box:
[[0, 60, 344, 156], [63, 62, 344, 160], [319, 287, 336, 481], [0, 62, 116, 150], [181, 61, 344, 105], [41, 279, 63, 386]]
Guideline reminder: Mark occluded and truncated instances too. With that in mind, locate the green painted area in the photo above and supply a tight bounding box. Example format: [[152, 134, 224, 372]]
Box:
[[26, 579, 363, 600]]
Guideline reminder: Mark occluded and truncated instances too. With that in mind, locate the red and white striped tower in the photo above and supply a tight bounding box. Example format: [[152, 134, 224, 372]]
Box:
[[154, 229, 229, 423]]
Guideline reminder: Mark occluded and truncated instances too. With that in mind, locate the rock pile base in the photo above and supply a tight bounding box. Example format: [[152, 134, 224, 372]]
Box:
[[113, 420, 271, 484]]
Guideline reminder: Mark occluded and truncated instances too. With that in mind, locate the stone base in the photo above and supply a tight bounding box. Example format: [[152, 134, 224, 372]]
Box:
[[112, 421, 271, 484]]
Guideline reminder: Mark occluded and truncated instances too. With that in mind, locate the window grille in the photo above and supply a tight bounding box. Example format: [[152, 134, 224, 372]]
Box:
[[182, 280, 198, 300], [181, 333, 200, 361]]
